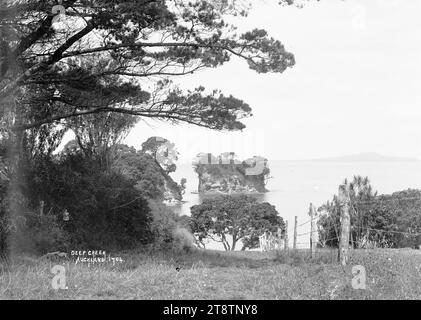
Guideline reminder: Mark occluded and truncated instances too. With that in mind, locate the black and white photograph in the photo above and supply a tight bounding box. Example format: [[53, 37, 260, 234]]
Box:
[[0, 0, 421, 303]]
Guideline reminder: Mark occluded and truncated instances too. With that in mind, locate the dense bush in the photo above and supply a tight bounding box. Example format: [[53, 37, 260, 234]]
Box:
[[148, 200, 194, 251], [110, 144, 183, 202], [0, 148, 10, 258], [26, 153, 154, 251], [318, 176, 421, 249], [0, 203, 9, 258], [0, 133, 192, 257], [0, 152, 157, 257], [148, 200, 179, 246], [14, 213, 70, 255]]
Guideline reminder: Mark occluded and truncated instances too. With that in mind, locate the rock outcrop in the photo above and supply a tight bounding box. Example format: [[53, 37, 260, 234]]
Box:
[[193, 152, 270, 194]]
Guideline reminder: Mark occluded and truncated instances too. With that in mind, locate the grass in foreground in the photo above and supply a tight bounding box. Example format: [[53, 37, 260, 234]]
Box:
[[0, 247, 420, 300]]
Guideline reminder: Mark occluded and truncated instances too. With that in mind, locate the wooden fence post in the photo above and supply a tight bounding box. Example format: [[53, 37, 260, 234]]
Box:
[[284, 220, 288, 251], [338, 188, 351, 266], [293, 216, 297, 250], [309, 203, 316, 259]]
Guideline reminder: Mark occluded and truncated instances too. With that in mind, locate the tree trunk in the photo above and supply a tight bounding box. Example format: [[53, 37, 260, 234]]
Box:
[[231, 238, 237, 251], [221, 234, 230, 251], [4, 118, 27, 259]]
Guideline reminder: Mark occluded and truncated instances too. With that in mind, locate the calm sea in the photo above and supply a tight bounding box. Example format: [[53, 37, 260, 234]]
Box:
[[170, 160, 421, 250]]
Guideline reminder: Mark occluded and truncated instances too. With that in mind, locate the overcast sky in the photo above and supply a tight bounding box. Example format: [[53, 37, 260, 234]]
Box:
[[125, 0, 421, 162]]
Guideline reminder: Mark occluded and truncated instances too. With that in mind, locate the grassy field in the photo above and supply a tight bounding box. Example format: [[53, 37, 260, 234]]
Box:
[[0, 247, 420, 300]]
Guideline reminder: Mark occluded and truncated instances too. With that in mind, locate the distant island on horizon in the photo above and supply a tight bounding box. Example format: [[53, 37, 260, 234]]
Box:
[[273, 152, 421, 163], [176, 152, 421, 165]]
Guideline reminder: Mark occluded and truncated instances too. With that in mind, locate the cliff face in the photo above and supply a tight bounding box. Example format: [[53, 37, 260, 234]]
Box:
[[194, 153, 269, 194], [160, 166, 183, 204]]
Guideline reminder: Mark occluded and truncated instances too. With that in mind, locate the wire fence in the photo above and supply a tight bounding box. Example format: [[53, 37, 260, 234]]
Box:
[[281, 212, 421, 262], [259, 194, 421, 262], [294, 222, 420, 250]]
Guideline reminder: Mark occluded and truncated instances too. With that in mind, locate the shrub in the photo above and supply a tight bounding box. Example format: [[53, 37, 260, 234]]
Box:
[[1, 146, 185, 256], [148, 200, 178, 247], [17, 213, 70, 255], [24, 153, 154, 251], [148, 200, 194, 251], [172, 226, 195, 252], [0, 216, 9, 259]]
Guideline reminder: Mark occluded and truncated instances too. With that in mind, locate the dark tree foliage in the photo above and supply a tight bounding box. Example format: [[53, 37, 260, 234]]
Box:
[[318, 177, 421, 249], [1, 130, 185, 255], [24, 152, 154, 251], [1, 0, 297, 133], [111, 143, 183, 201], [190, 195, 284, 251], [141, 136, 179, 175], [318, 176, 377, 248], [0, 169, 8, 258], [66, 112, 138, 157], [0, 0, 310, 256], [367, 189, 421, 248]]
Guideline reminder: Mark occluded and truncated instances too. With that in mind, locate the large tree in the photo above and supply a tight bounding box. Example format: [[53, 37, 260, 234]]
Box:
[[0, 0, 301, 256], [141, 136, 178, 174], [190, 195, 285, 250], [1, 0, 297, 134]]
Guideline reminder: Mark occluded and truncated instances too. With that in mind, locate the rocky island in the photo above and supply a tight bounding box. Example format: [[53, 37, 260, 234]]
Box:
[[193, 152, 270, 194]]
